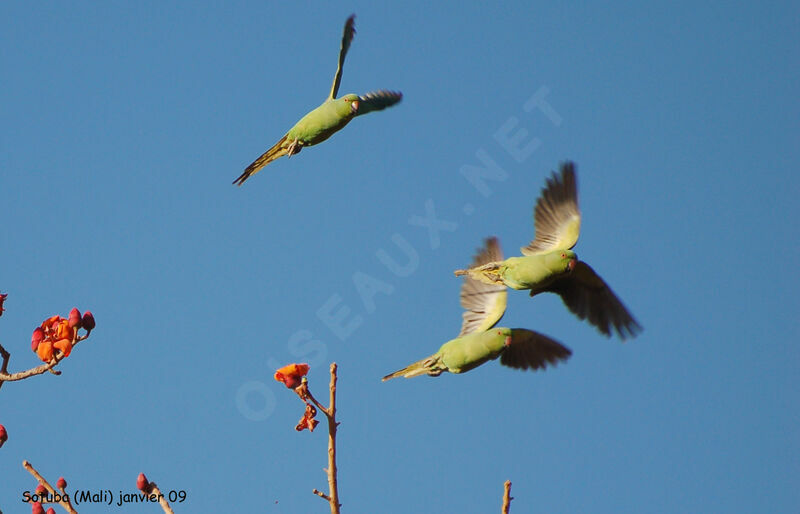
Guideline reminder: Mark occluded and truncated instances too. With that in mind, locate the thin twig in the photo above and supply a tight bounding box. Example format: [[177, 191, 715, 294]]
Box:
[[312, 488, 332, 501], [147, 482, 174, 514], [0, 336, 89, 390], [501, 480, 512, 514], [301, 384, 329, 418], [301, 363, 341, 513], [22, 460, 78, 514], [0, 342, 10, 391], [325, 363, 340, 514]]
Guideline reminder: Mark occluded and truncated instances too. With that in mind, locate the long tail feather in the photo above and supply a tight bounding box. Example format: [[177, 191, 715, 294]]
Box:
[[382, 354, 442, 381], [233, 135, 290, 186], [453, 263, 503, 286]]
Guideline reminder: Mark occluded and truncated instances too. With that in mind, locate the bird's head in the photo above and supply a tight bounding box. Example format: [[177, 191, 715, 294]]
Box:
[[341, 94, 360, 114], [495, 327, 513, 345], [543, 249, 578, 275]]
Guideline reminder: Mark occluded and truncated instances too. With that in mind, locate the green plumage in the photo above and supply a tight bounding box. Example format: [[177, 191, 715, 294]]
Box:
[[383, 238, 571, 381], [454, 162, 642, 339], [439, 328, 511, 373], [234, 15, 402, 186], [460, 251, 577, 291], [287, 96, 360, 144]]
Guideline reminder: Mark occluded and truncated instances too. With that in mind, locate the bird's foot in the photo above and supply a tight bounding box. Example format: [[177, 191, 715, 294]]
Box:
[[287, 138, 301, 157]]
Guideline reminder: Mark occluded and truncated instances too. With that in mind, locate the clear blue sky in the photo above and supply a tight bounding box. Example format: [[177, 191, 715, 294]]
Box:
[[2, 1, 798, 512]]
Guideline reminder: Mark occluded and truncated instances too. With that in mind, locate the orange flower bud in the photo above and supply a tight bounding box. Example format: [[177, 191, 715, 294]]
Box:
[[53, 338, 73, 358], [274, 363, 310, 389], [36, 341, 54, 362], [31, 327, 45, 352], [68, 308, 82, 329], [57, 477, 67, 489]]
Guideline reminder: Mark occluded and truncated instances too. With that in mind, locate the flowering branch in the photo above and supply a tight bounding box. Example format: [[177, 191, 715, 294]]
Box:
[[22, 460, 78, 514], [305, 363, 340, 514], [501, 479, 512, 514], [0, 336, 89, 389], [275, 362, 341, 514], [137, 473, 174, 514], [0, 295, 96, 392]]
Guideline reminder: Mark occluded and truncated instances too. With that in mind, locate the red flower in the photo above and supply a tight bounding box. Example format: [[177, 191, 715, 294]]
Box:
[[31, 502, 45, 514], [0, 424, 7, 447], [57, 476, 67, 489], [41, 315, 62, 331], [0, 292, 7, 317], [35, 484, 46, 495], [36, 341, 54, 362], [295, 404, 320, 432], [54, 320, 74, 342], [53, 338, 73, 358], [46, 509, 56, 514], [31, 327, 45, 352], [274, 363, 310, 389]]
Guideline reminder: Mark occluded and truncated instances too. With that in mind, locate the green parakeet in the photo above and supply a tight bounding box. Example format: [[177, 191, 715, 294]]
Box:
[[233, 15, 402, 186], [454, 162, 641, 339], [382, 237, 572, 381]]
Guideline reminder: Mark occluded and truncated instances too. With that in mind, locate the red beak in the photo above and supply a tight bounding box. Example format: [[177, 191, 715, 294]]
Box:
[[568, 259, 577, 271], [351, 100, 359, 113]]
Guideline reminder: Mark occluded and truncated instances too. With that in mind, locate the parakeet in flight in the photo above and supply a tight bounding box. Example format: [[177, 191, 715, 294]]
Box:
[[233, 15, 402, 186], [382, 237, 572, 381], [454, 162, 641, 339]]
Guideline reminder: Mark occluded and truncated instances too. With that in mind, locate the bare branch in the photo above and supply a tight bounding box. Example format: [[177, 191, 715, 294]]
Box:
[[22, 460, 78, 514], [501, 480, 513, 514], [325, 363, 340, 514], [148, 482, 175, 514], [312, 488, 332, 501]]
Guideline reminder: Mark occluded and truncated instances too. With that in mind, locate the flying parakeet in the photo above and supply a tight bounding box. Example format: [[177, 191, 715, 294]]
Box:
[[382, 237, 572, 381], [454, 162, 641, 339], [233, 15, 402, 186]]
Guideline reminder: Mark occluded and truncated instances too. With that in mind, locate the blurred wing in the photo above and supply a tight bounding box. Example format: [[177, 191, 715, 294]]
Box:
[[546, 261, 642, 340], [328, 15, 356, 100], [500, 329, 572, 370], [459, 237, 507, 336], [521, 161, 581, 255], [356, 90, 403, 116]]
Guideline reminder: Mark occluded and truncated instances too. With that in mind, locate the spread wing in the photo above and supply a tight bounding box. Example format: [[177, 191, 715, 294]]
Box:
[[459, 237, 507, 337], [328, 15, 356, 100], [356, 90, 403, 116], [500, 329, 572, 370], [545, 261, 642, 340], [520, 161, 581, 255]]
